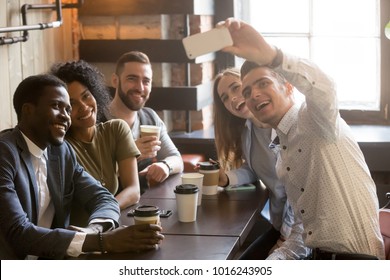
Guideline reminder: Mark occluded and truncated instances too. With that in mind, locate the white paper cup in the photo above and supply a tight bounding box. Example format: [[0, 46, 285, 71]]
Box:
[[174, 184, 198, 222], [140, 125, 160, 139], [181, 173, 204, 206]]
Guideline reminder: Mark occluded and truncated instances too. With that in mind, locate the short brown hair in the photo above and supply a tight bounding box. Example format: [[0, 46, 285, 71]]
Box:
[[115, 51, 150, 75], [240, 60, 262, 79]]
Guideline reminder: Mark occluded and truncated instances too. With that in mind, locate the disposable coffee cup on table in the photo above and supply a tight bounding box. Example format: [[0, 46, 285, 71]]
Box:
[[181, 173, 204, 206], [198, 161, 220, 195], [133, 205, 161, 225], [140, 125, 160, 139], [174, 184, 199, 222]]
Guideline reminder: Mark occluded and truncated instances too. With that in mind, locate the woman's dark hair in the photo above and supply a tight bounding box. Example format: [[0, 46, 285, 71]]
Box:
[[50, 60, 110, 123], [13, 74, 66, 122]]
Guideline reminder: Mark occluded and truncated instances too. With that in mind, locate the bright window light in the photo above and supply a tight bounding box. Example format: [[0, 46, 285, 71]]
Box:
[[246, 0, 380, 111]]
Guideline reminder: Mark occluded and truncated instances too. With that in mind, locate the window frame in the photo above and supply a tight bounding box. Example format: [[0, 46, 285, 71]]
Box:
[[342, 0, 390, 125]]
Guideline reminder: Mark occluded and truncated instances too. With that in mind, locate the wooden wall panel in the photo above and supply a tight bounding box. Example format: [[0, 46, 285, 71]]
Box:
[[0, 0, 75, 130], [0, 0, 22, 130], [80, 16, 117, 39]]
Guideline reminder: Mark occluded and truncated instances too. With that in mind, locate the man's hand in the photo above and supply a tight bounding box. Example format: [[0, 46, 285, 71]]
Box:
[[217, 18, 277, 66], [135, 136, 161, 161], [104, 224, 164, 253], [139, 162, 169, 184]]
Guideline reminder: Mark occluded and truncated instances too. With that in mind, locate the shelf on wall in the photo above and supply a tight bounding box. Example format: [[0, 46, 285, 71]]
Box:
[[79, 39, 215, 64], [145, 82, 214, 111], [79, 0, 215, 16], [78, 0, 217, 132]]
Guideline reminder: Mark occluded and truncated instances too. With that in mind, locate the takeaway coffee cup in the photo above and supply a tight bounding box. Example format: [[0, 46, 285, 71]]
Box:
[[174, 184, 199, 222], [198, 161, 220, 195], [133, 205, 161, 225], [140, 125, 160, 139], [181, 173, 204, 206]]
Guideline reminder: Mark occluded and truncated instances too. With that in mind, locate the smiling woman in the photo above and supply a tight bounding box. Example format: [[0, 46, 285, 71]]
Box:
[[67, 81, 98, 131], [50, 60, 141, 226]]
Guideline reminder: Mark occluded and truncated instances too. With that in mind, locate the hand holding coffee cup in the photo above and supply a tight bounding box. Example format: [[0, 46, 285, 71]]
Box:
[[133, 205, 161, 225], [137, 125, 161, 159]]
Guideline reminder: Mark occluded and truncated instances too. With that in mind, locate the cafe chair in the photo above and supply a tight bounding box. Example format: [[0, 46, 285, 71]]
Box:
[[379, 192, 390, 260]]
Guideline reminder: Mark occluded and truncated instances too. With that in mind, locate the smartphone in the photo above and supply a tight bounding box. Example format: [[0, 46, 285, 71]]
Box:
[[127, 209, 135, 217], [182, 27, 233, 59], [159, 210, 172, 218], [225, 183, 256, 192], [127, 209, 172, 218]]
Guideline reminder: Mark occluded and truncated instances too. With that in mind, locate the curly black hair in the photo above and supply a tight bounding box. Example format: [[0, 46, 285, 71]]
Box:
[[49, 60, 110, 123]]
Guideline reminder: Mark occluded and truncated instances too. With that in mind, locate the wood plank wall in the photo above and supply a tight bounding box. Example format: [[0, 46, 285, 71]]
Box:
[[1, 0, 214, 132], [0, 0, 75, 130]]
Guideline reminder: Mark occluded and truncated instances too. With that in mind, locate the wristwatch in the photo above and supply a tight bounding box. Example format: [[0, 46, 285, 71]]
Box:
[[158, 160, 172, 174], [268, 47, 283, 68]]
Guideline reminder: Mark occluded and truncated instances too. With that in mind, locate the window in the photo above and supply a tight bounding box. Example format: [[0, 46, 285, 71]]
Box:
[[240, 0, 390, 124]]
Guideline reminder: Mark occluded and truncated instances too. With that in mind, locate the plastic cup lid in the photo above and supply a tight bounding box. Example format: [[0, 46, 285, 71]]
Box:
[[174, 184, 199, 194], [134, 205, 160, 217], [198, 161, 220, 170]]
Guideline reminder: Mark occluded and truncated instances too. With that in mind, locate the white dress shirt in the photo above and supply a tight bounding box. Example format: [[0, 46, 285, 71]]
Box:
[[225, 121, 311, 257], [267, 53, 385, 259], [21, 133, 86, 258], [227, 125, 288, 229]]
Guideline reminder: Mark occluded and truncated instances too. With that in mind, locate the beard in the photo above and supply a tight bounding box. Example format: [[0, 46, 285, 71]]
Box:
[[117, 80, 148, 111]]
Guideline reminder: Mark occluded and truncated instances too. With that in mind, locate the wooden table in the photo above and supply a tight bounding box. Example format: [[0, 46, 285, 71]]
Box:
[[81, 235, 240, 260], [86, 173, 267, 260]]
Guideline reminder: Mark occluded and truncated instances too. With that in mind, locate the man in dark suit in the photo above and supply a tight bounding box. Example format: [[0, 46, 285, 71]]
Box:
[[0, 74, 163, 259]]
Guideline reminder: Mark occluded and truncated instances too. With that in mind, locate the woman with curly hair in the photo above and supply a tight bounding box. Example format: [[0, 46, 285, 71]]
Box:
[[50, 60, 140, 225]]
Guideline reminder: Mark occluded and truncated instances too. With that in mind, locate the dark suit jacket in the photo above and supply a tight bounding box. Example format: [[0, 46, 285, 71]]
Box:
[[0, 127, 120, 259]]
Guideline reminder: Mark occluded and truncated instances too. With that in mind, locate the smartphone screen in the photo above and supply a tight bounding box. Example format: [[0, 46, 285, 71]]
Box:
[[225, 183, 256, 192]]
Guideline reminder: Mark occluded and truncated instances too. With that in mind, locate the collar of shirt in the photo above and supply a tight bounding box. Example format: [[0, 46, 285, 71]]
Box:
[[244, 118, 252, 130], [20, 132, 48, 161], [276, 104, 300, 137], [271, 128, 278, 142]]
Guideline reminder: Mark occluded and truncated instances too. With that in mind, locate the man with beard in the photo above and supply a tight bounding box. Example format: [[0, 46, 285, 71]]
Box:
[[0, 74, 164, 259], [106, 51, 183, 192]]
